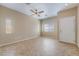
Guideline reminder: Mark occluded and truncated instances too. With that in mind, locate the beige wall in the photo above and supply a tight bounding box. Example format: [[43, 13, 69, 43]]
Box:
[[0, 6, 40, 46], [58, 7, 77, 17], [77, 6, 79, 47], [41, 16, 58, 39]]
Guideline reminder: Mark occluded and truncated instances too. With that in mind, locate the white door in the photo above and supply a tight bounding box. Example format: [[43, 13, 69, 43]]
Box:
[[59, 16, 76, 44]]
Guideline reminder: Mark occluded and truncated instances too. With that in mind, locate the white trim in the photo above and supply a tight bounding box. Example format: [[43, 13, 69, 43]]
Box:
[[0, 35, 39, 47]]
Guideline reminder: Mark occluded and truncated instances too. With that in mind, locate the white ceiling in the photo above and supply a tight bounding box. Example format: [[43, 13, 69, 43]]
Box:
[[0, 3, 78, 19]]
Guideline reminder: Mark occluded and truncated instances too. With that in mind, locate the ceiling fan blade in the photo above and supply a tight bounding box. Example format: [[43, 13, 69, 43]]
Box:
[[37, 14, 40, 17], [30, 9, 36, 13], [38, 11, 44, 13], [31, 13, 41, 17], [35, 9, 38, 12]]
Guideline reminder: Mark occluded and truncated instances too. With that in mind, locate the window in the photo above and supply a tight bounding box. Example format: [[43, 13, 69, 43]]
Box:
[[5, 19, 13, 34], [52, 24, 55, 32], [44, 24, 49, 32], [43, 24, 55, 32]]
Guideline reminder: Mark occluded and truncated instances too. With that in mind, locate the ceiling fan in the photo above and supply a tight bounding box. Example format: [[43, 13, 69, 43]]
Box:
[[25, 3, 45, 17], [30, 9, 44, 17]]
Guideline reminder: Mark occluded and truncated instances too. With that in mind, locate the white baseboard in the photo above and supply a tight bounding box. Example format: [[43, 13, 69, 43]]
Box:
[[59, 40, 76, 45], [0, 35, 39, 47]]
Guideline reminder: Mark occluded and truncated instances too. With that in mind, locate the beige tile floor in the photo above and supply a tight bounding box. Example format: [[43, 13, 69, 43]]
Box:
[[0, 37, 79, 56]]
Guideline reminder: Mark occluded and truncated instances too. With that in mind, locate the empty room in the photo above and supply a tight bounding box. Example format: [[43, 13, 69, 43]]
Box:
[[0, 3, 79, 56]]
